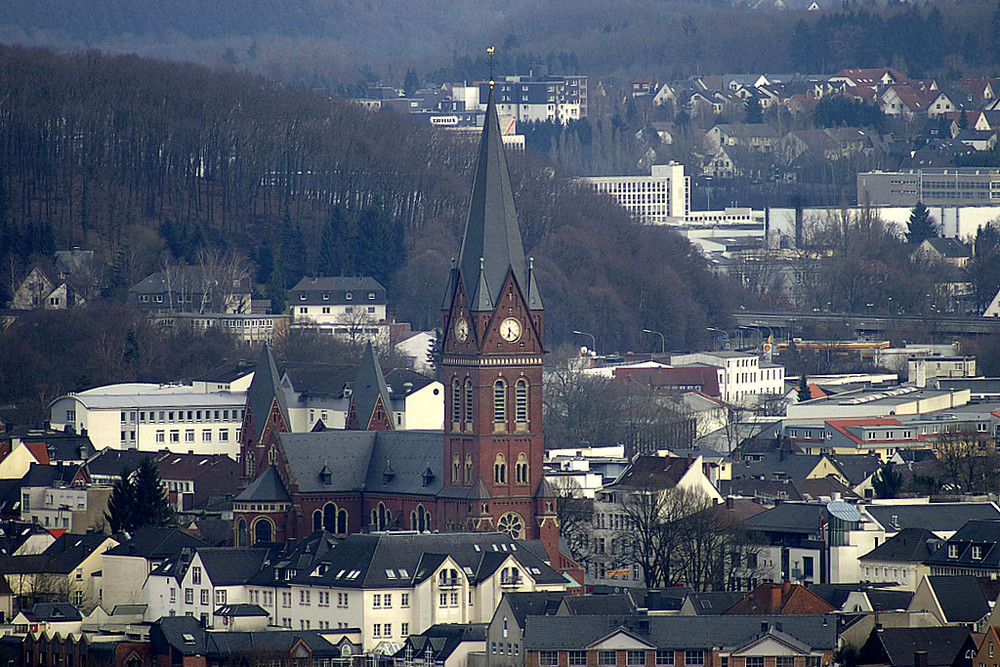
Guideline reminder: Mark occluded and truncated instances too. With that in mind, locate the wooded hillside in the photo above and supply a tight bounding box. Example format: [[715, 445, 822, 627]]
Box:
[[0, 46, 735, 354]]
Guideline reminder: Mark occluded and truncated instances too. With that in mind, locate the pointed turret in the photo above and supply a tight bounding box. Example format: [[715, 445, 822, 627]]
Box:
[[346, 342, 394, 431], [246, 344, 289, 442], [456, 88, 542, 312]]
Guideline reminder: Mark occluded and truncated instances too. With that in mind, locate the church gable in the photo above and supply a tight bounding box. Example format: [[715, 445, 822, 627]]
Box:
[[478, 269, 544, 355], [444, 274, 479, 354]]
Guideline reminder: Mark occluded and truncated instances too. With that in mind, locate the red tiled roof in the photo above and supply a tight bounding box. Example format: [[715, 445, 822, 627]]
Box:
[[723, 582, 835, 615], [23, 442, 50, 465]]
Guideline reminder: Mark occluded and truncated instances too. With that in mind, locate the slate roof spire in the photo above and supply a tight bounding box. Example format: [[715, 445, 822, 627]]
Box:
[[457, 87, 542, 312], [347, 342, 394, 430], [246, 344, 289, 441]]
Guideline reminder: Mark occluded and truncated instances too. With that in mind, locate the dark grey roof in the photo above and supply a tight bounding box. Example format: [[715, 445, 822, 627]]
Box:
[[860, 528, 942, 563], [289, 532, 565, 589], [807, 585, 911, 612], [24, 602, 82, 622], [289, 276, 386, 305], [866, 503, 1000, 533], [503, 591, 568, 626], [829, 455, 882, 485], [746, 502, 825, 535], [454, 88, 541, 312], [246, 344, 289, 441], [395, 623, 488, 662], [350, 342, 393, 430], [198, 548, 270, 586], [278, 430, 444, 500], [235, 466, 291, 503], [214, 603, 269, 617], [153, 616, 340, 658], [922, 238, 971, 258], [524, 614, 837, 651], [920, 576, 990, 623], [0, 533, 113, 575], [866, 589, 913, 611], [129, 267, 250, 295], [83, 448, 157, 478], [193, 360, 256, 384], [559, 594, 636, 616], [860, 626, 973, 667], [105, 528, 206, 558], [729, 452, 825, 481]]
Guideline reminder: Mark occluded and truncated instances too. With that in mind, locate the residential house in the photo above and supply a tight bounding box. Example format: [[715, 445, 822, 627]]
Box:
[[396, 623, 488, 667], [522, 614, 838, 667], [907, 575, 991, 629], [831, 68, 906, 89], [587, 455, 721, 586], [970, 625, 1000, 667], [914, 239, 973, 268], [858, 528, 941, 591], [289, 276, 387, 334], [0, 576, 12, 623], [0, 533, 118, 610], [705, 124, 780, 153], [143, 547, 271, 626], [19, 478, 112, 533], [865, 502, 1000, 540], [486, 592, 567, 667], [100, 528, 207, 610], [9, 267, 87, 310], [155, 452, 241, 512], [924, 521, 1000, 577], [856, 626, 975, 667], [11, 603, 84, 635], [882, 86, 930, 119], [127, 266, 252, 314]]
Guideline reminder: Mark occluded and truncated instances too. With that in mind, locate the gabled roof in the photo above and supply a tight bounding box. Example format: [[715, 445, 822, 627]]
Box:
[[349, 342, 393, 430], [213, 603, 269, 617], [860, 527, 942, 563], [104, 528, 206, 559], [455, 87, 540, 312], [919, 576, 990, 623], [860, 626, 972, 667], [921, 238, 972, 258], [395, 623, 488, 662], [502, 591, 568, 626], [828, 455, 882, 485], [729, 452, 825, 481], [198, 548, 270, 586], [22, 603, 82, 622], [0, 533, 114, 575], [723, 583, 835, 615], [246, 344, 289, 441], [606, 455, 694, 490], [81, 448, 157, 478], [560, 594, 636, 616], [684, 591, 746, 615], [234, 466, 291, 503]]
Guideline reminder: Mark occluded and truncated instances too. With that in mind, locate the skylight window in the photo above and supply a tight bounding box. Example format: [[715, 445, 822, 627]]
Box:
[[386, 569, 397, 578], [182, 634, 196, 644], [398, 568, 409, 578]]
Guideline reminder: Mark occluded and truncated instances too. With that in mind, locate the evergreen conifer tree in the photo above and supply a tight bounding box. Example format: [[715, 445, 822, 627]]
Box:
[[797, 375, 811, 403], [317, 207, 345, 277], [105, 468, 136, 533], [744, 97, 763, 124], [133, 459, 172, 530], [906, 201, 938, 244]]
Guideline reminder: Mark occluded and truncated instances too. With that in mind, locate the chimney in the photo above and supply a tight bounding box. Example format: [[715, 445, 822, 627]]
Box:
[[914, 651, 928, 667], [770, 584, 782, 611], [782, 581, 792, 595], [726, 497, 735, 510]]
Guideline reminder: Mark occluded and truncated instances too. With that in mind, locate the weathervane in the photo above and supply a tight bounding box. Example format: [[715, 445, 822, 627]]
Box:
[[487, 46, 495, 89]]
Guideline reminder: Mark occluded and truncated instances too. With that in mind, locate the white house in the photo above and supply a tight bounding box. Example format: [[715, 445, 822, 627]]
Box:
[[99, 529, 207, 611], [289, 276, 387, 340], [669, 351, 786, 406]]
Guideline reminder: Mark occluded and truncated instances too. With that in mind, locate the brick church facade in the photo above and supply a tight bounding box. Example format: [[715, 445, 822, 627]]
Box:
[[233, 87, 570, 571]]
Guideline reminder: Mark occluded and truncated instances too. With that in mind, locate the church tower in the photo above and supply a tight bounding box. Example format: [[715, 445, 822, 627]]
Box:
[[441, 85, 552, 551]]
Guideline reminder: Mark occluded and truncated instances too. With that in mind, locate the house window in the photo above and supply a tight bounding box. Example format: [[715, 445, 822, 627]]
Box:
[[540, 652, 559, 667], [656, 652, 675, 666], [747, 659, 764, 667], [170, 588, 176, 603], [216, 590, 227, 605], [949, 544, 958, 558], [373, 594, 381, 608], [973, 545, 983, 560], [570, 651, 588, 666], [628, 651, 646, 666], [402, 622, 409, 636], [201, 590, 209, 605], [401, 593, 409, 607], [599, 651, 617, 666], [685, 651, 704, 666], [192, 567, 202, 584], [185, 589, 193, 604], [803, 556, 814, 577]]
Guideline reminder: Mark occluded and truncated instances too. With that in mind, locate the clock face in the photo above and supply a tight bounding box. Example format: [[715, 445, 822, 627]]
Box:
[[454, 316, 469, 342], [500, 317, 522, 342]]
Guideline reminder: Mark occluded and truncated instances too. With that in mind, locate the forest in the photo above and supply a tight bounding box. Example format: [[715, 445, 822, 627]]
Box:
[[2, 0, 1000, 90], [0, 46, 734, 359]]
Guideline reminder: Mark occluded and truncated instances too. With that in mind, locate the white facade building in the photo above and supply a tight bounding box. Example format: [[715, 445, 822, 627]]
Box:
[[289, 276, 388, 342], [50, 382, 249, 456], [580, 163, 689, 223], [669, 351, 785, 405]]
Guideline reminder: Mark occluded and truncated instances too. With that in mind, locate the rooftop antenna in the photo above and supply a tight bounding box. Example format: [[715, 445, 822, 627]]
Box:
[[487, 46, 496, 89]]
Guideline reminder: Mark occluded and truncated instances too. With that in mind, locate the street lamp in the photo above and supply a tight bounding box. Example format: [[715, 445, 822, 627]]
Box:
[[706, 327, 730, 351], [642, 329, 666, 355], [572, 330, 597, 354]]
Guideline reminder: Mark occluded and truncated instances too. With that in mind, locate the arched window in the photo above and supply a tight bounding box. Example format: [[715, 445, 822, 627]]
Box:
[[253, 518, 273, 544], [452, 453, 461, 483], [452, 380, 461, 424], [371, 502, 388, 531], [246, 455, 254, 478], [493, 380, 506, 424], [494, 453, 507, 484], [411, 504, 431, 532], [312, 510, 322, 532], [515, 379, 528, 423], [323, 503, 337, 533], [236, 518, 247, 547], [515, 452, 529, 484], [465, 454, 474, 485], [337, 508, 348, 534], [464, 380, 474, 423]]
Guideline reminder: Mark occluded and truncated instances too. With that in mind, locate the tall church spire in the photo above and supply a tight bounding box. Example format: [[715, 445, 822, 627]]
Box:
[[456, 88, 542, 312]]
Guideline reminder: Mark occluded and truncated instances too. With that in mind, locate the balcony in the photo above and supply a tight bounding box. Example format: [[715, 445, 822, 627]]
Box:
[[438, 578, 460, 589], [500, 575, 523, 588]]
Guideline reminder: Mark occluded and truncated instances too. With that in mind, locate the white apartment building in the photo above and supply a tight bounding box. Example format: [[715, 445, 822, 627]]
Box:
[[580, 163, 689, 223], [20, 484, 112, 533], [50, 383, 249, 457], [669, 351, 785, 405], [289, 276, 387, 341]]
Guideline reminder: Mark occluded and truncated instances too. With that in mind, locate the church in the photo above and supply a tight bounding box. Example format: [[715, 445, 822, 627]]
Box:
[[233, 85, 572, 571]]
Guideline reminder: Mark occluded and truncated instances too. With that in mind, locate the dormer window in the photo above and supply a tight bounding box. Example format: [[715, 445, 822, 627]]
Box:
[[299, 293, 306, 301], [346, 292, 353, 301], [948, 544, 958, 559], [369, 292, 376, 300], [973, 545, 983, 560], [322, 293, 330, 301]]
